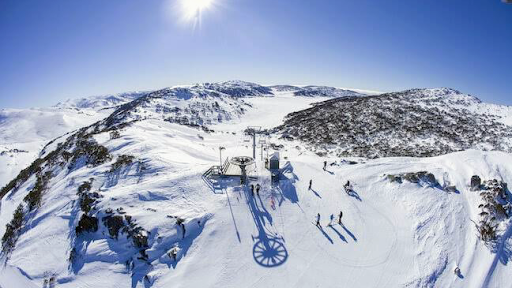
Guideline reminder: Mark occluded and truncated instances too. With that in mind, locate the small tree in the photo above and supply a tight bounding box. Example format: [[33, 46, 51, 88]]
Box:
[[1, 204, 25, 253], [110, 130, 121, 140]]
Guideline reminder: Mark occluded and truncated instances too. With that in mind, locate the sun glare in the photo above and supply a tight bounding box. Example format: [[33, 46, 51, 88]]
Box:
[[178, 0, 215, 26]]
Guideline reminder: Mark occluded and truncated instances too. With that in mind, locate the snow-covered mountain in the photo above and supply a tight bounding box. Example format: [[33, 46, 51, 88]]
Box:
[[199, 80, 274, 97], [268, 84, 366, 97], [54, 91, 149, 110], [275, 88, 512, 158], [0, 107, 113, 188], [1, 82, 512, 288], [0, 81, 272, 188]]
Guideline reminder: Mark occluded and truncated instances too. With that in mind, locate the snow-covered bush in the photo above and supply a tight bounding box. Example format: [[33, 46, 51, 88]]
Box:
[[103, 215, 125, 239], [109, 130, 121, 139], [1, 204, 24, 253], [69, 138, 112, 168], [274, 89, 512, 158], [386, 171, 439, 187], [75, 214, 99, 235], [475, 179, 511, 244], [109, 155, 135, 172], [23, 171, 52, 211], [0, 158, 44, 199]]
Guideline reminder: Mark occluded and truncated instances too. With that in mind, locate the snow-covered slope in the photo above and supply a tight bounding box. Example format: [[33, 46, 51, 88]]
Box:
[[275, 88, 512, 158], [1, 84, 512, 288], [199, 80, 274, 97], [54, 91, 149, 110], [0, 107, 112, 188], [99, 82, 266, 131], [0, 80, 272, 189], [268, 84, 365, 97]]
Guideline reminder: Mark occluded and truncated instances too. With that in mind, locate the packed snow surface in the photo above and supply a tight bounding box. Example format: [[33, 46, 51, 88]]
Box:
[[1, 84, 512, 288], [0, 107, 112, 188]]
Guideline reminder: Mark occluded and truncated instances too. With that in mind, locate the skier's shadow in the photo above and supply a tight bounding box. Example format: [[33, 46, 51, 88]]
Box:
[[346, 190, 362, 202], [341, 224, 357, 241], [316, 226, 333, 244], [328, 225, 347, 243], [311, 189, 322, 198], [456, 270, 464, 279]]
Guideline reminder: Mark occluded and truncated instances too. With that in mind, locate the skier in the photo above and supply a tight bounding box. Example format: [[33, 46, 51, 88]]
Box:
[[323, 161, 327, 171], [169, 247, 178, 261], [328, 214, 334, 227], [181, 223, 186, 239], [309, 179, 313, 190], [250, 184, 255, 196], [315, 213, 321, 228], [344, 180, 351, 193], [256, 183, 261, 196], [338, 210, 343, 225], [454, 266, 461, 276]]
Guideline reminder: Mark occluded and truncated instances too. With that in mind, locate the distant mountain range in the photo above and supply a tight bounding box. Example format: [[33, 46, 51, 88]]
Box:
[[52, 81, 368, 110], [2, 80, 512, 287]]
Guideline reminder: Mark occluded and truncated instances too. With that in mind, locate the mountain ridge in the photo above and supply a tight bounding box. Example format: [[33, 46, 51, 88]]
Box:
[[1, 82, 512, 287]]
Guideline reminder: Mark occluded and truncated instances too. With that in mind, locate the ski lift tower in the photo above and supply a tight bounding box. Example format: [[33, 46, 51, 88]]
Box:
[[229, 156, 255, 184], [245, 126, 262, 160]]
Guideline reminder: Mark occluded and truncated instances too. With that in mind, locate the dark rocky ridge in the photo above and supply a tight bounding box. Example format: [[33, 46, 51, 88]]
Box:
[[274, 88, 512, 158]]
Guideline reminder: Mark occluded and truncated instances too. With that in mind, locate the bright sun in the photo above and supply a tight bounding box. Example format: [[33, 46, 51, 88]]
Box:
[[179, 0, 215, 24]]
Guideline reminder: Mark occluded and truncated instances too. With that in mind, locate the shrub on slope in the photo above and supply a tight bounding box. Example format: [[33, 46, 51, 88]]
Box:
[[274, 88, 512, 158]]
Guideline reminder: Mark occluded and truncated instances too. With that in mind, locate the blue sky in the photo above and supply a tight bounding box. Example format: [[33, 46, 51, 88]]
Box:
[[0, 0, 511, 108]]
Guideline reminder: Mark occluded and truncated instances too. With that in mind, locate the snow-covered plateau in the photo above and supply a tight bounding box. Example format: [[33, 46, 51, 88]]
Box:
[[1, 81, 511, 288]]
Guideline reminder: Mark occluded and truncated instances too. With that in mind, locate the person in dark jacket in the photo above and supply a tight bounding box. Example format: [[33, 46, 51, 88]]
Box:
[[338, 211, 343, 225]]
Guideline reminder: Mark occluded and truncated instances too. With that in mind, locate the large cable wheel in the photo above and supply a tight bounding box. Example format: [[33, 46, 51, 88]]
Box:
[[252, 238, 288, 267]]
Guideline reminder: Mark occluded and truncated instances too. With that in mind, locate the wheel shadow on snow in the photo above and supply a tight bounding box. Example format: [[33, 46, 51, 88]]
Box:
[[242, 184, 288, 268]]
